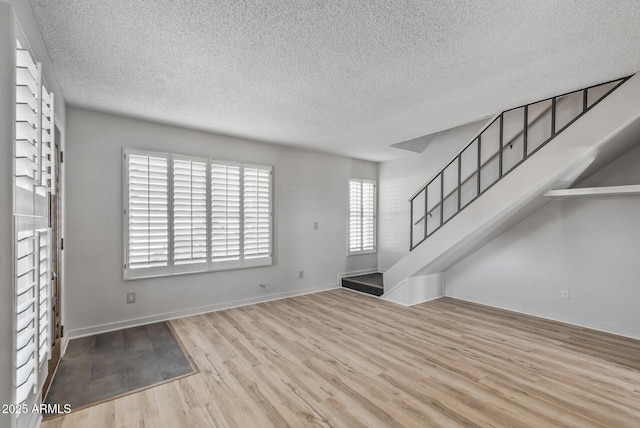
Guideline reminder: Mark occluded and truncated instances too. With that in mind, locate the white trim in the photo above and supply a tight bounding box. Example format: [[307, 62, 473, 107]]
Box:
[[66, 283, 338, 340], [16, 409, 41, 428], [446, 295, 640, 341], [348, 249, 377, 256], [381, 294, 443, 307], [60, 335, 69, 359], [336, 268, 379, 286]]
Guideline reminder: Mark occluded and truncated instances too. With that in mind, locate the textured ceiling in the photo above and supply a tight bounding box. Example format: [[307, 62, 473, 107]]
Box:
[[28, 0, 640, 161]]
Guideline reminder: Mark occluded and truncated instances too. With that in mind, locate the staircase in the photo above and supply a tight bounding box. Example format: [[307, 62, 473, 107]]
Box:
[[341, 273, 384, 296], [382, 74, 640, 304]]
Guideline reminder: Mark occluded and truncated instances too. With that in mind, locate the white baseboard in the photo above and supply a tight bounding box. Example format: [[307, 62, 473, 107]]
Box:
[[61, 335, 69, 358], [17, 408, 41, 428], [67, 283, 338, 340], [446, 295, 640, 341], [383, 294, 443, 307]]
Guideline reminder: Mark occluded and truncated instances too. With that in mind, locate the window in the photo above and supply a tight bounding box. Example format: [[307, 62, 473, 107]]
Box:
[[348, 179, 376, 255], [124, 149, 272, 279], [210, 162, 241, 268], [243, 166, 272, 264], [173, 157, 208, 269]]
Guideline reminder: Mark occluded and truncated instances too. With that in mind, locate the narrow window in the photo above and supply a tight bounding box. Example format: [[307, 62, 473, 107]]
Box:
[[349, 179, 376, 255]]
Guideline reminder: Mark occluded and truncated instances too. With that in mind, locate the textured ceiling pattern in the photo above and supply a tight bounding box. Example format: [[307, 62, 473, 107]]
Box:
[[28, 0, 640, 161]]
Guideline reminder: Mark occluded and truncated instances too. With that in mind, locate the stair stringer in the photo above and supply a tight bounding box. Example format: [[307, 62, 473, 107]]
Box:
[[381, 273, 443, 306], [383, 73, 640, 297]]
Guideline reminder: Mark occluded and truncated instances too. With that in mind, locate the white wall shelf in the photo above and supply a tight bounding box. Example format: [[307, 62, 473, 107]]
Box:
[[544, 184, 640, 198]]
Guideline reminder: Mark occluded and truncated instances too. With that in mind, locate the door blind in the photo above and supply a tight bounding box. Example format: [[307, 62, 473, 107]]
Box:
[[127, 153, 169, 269], [243, 166, 272, 262], [173, 159, 208, 266], [14, 38, 54, 406], [211, 162, 241, 265]]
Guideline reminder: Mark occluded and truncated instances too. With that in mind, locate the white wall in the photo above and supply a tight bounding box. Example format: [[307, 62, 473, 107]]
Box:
[[445, 142, 640, 339], [64, 107, 377, 337], [377, 119, 486, 270]]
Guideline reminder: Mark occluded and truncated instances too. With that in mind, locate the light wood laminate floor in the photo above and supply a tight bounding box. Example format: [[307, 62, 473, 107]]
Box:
[[42, 289, 640, 427]]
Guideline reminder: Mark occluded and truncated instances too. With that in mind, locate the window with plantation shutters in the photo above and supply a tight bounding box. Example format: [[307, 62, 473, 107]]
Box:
[[211, 162, 241, 268], [124, 150, 273, 279], [125, 151, 169, 278], [349, 179, 376, 255], [173, 158, 207, 268], [243, 165, 272, 265]]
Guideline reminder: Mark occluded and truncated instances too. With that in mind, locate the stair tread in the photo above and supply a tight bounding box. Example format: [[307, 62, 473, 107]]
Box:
[[342, 273, 383, 286], [341, 273, 384, 297]]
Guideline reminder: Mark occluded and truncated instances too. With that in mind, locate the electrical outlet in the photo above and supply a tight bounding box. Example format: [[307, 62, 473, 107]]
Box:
[[561, 289, 570, 300], [314, 222, 318, 230], [126, 292, 136, 304], [259, 283, 267, 292], [299, 270, 304, 279]]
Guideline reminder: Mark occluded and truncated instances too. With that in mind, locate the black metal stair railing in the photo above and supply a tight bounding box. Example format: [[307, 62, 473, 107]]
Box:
[[409, 76, 630, 251]]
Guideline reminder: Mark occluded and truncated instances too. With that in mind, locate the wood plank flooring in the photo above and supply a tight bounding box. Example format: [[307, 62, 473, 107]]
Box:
[[42, 289, 640, 427]]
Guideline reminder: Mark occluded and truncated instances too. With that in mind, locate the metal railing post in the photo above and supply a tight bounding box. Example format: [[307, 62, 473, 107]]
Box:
[[477, 136, 482, 196], [439, 173, 444, 226], [498, 114, 504, 177], [457, 155, 462, 212], [409, 198, 414, 250], [523, 105, 528, 158], [551, 97, 557, 135], [424, 187, 428, 240]]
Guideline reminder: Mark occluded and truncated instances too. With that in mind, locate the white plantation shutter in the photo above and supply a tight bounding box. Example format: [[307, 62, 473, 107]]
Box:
[[15, 226, 37, 405], [173, 158, 208, 268], [40, 84, 53, 191], [37, 229, 51, 364], [349, 181, 362, 252], [126, 152, 169, 277], [349, 179, 376, 254], [361, 181, 375, 251], [243, 165, 272, 266], [124, 150, 273, 278], [211, 162, 241, 268], [14, 38, 54, 406]]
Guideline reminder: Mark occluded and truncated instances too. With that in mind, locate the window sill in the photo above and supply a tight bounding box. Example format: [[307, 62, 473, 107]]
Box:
[[124, 260, 273, 281], [348, 250, 377, 256]]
